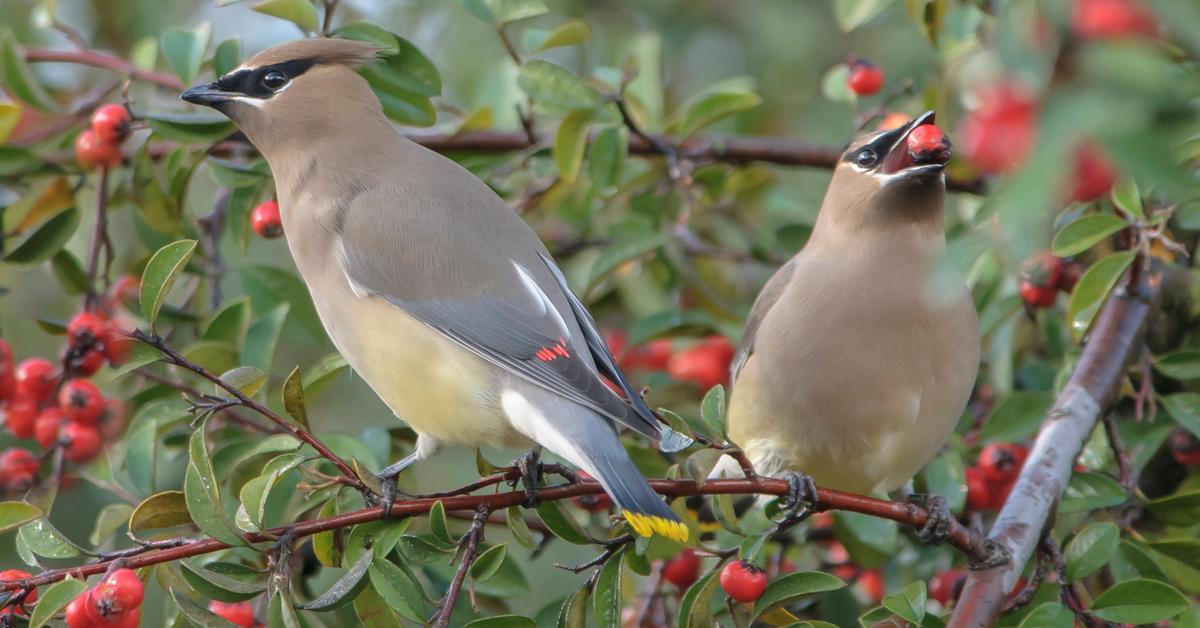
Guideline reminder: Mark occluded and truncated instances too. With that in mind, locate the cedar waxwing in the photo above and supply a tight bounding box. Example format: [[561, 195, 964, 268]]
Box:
[[181, 38, 689, 542], [719, 113, 980, 524]]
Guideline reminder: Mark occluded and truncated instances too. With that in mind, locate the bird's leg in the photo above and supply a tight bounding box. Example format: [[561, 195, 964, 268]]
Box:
[[771, 471, 818, 531], [510, 448, 544, 507], [907, 493, 953, 545], [371, 435, 441, 519]]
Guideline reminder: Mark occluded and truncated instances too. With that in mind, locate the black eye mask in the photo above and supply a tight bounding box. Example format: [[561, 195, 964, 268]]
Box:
[[215, 58, 317, 99]]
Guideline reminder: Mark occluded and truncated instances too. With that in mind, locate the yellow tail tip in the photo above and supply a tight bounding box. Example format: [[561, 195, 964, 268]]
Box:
[[623, 510, 689, 543]]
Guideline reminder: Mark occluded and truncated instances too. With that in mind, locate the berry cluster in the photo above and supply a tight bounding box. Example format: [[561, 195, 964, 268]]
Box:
[[1072, 0, 1157, 40], [604, 330, 736, 391], [74, 105, 132, 170], [64, 568, 144, 627], [0, 569, 37, 618], [1018, 251, 1080, 309], [0, 282, 136, 494], [965, 443, 1029, 512]]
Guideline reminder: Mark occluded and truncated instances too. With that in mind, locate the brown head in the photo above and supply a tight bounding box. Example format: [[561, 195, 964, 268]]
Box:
[[180, 38, 386, 156], [814, 112, 951, 237]]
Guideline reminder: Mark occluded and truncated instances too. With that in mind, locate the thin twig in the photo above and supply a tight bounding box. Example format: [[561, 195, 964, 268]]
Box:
[[83, 167, 110, 309], [136, 369, 275, 433], [432, 505, 490, 627], [321, 0, 342, 36], [1101, 411, 1135, 496], [198, 189, 230, 313], [24, 47, 183, 90]]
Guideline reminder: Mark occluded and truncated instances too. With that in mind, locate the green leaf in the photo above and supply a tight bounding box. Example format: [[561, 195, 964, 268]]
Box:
[[207, 159, 266, 189], [334, 23, 400, 54], [144, 112, 235, 143], [90, 503, 133, 545], [426, 501, 451, 544], [0, 501, 40, 533], [536, 501, 593, 545], [919, 453, 966, 514], [180, 560, 267, 602], [629, 309, 717, 345], [1018, 603, 1076, 628], [240, 265, 325, 342], [833, 511, 896, 567], [1060, 471, 1126, 514], [506, 507, 537, 550], [556, 585, 588, 628], [751, 571, 846, 621], [834, 0, 897, 31], [1111, 540, 1170, 583], [303, 352, 349, 395], [128, 490, 192, 533], [676, 569, 721, 628], [1066, 251, 1135, 342], [1164, 393, 1200, 439], [18, 518, 80, 558], [591, 546, 625, 628], [821, 64, 856, 104], [1154, 351, 1200, 381], [471, 543, 509, 583], [313, 498, 341, 567], [699, 384, 726, 437], [685, 448, 723, 485], [374, 87, 436, 126], [252, 0, 318, 32], [553, 109, 592, 183], [345, 519, 412, 566], [161, 23, 212, 85], [367, 557, 425, 623], [1090, 578, 1188, 624], [183, 340, 238, 376], [1110, 177, 1143, 218], [140, 239, 197, 326], [237, 453, 304, 530], [355, 33, 441, 97], [5, 206, 79, 265], [1064, 522, 1120, 581], [299, 546, 374, 611], [672, 90, 761, 137], [1051, 214, 1127, 257], [278, 367, 310, 430], [461, 0, 548, 25], [881, 580, 926, 625], [517, 60, 603, 113], [0, 31, 57, 111], [204, 298, 252, 349], [28, 577, 86, 628], [123, 420, 159, 495], [50, 250, 88, 294], [172, 588, 240, 627], [243, 302, 290, 373], [464, 617, 536, 628], [1147, 490, 1200, 527], [213, 38, 241, 77], [353, 585, 402, 627], [585, 231, 669, 290], [185, 416, 249, 547], [587, 126, 627, 190], [532, 20, 590, 52], [218, 366, 268, 399], [980, 391, 1054, 444]]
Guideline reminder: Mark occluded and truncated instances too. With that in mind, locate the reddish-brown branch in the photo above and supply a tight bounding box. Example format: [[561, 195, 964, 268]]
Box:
[[24, 48, 182, 90], [432, 505, 490, 627], [83, 167, 110, 308], [949, 263, 1160, 627], [1, 477, 999, 593]]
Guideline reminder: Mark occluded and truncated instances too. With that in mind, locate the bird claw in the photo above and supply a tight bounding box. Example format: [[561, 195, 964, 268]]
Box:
[[909, 493, 952, 545], [368, 473, 399, 519], [773, 471, 817, 529], [510, 449, 543, 507]]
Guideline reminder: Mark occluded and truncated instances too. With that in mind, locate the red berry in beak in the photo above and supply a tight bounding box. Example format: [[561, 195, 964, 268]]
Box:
[[906, 125, 951, 164]]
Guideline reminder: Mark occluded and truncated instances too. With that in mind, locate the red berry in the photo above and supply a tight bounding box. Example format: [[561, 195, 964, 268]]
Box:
[[67, 312, 110, 350], [99, 399, 128, 441], [906, 125, 951, 164], [929, 568, 967, 605], [958, 83, 1038, 174], [1072, 0, 1156, 39], [74, 129, 122, 170], [856, 569, 885, 603], [209, 600, 257, 627], [978, 443, 1028, 484], [109, 275, 140, 308], [624, 339, 673, 371], [1019, 281, 1057, 308], [662, 549, 702, 590], [84, 585, 131, 625], [62, 422, 102, 463], [1170, 431, 1200, 466], [15, 358, 59, 402], [34, 408, 67, 449], [846, 59, 884, 96], [59, 379, 105, 425], [103, 334, 132, 367], [98, 569, 144, 612], [1019, 251, 1063, 309], [720, 560, 768, 603], [110, 607, 140, 628], [0, 448, 39, 492], [965, 466, 991, 512], [0, 340, 14, 401], [603, 329, 628, 360], [251, 200, 283, 238], [65, 593, 94, 627], [0, 569, 36, 616], [668, 336, 734, 389], [1069, 141, 1117, 203], [91, 105, 132, 145], [69, 347, 107, 377], [5, 395, 40, 439]]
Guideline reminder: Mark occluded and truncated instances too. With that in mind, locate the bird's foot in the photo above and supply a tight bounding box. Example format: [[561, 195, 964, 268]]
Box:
[[371, 455, 417, 519], [908, 493, 953, 545], [509, 449, 543, 507], [771, 471, 818, 531]]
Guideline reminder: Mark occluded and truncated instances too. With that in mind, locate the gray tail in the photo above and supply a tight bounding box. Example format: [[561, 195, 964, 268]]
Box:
[[580, 448, 689, 542]]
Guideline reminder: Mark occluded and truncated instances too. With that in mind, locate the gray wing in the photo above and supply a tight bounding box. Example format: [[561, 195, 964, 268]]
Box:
[[335, 175, 662, 440], [731, 259, 797, 382]]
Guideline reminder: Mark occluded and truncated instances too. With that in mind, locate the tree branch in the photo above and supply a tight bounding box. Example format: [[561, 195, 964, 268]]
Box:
[[23, 48, 183, 90], [83, 166, 110, 308], [949, 262, 1160, 627], [432, 505, 489, 627], [1, 476, 1001, 593]]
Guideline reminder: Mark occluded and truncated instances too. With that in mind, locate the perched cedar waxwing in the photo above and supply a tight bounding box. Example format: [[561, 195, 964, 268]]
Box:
[[181, 38, 689, 542], [719, 113, 980, 527]]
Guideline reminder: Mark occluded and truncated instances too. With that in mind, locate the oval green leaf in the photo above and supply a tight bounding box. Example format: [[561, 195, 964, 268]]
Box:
[[1090, 578, 1188, 624], [1066, 251, 1135, 342], [1064, 522, 1120, 581], [1050, 214, 1127, 257], [141, 239, 197, 326]]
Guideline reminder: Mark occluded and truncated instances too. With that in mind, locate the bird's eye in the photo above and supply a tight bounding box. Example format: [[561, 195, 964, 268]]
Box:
[[855, 149, 878, 167], [260, 70, 288, 91]]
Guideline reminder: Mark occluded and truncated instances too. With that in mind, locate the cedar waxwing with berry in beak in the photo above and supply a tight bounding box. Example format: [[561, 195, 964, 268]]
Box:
[[181, 38, 689, 542], [717, 113, 980, 532]]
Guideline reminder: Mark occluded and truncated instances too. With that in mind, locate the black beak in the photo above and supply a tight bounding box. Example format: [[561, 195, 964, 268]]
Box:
[[180, 83, 230, 107]]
